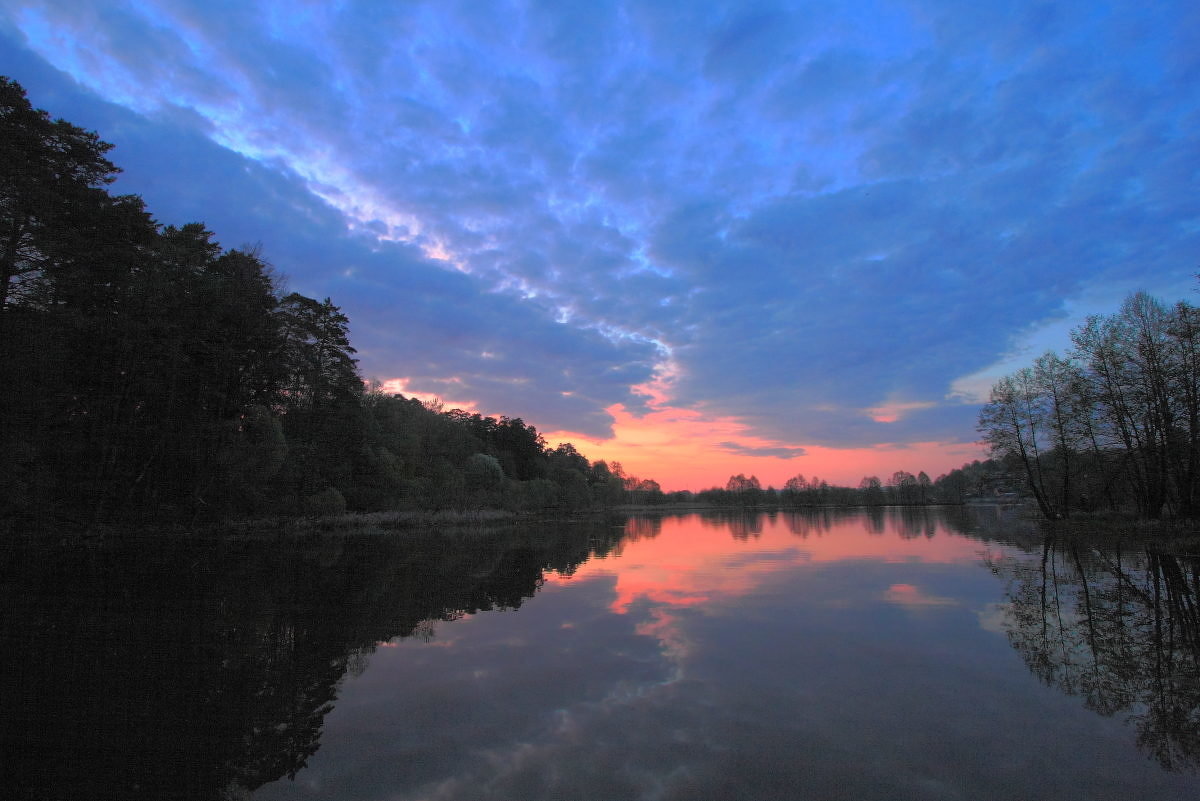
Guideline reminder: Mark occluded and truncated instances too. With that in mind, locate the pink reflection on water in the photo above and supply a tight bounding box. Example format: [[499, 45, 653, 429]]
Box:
[[882, 582, 958, 607], [545, 511, 991, 617]]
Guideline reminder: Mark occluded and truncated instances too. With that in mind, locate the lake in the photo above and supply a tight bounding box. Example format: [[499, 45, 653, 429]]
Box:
[[3, 507, 1199, 800]]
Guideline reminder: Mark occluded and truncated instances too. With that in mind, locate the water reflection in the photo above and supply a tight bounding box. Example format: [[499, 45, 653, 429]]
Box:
[[0, 523, 622, 800], [989, 537, 1200, 771], [2, 510, 1198, 800], [689, 504, 1036, 545]]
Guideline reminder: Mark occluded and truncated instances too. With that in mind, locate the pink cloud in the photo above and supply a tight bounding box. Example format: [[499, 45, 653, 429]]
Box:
[[546, 398, 985, 492]]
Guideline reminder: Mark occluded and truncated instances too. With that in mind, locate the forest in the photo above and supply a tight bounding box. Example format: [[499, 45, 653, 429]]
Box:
[[7, 75, 1146, 532], [979, 291, 1200, 520], [5, 76, 996, 531], [0, 77, 654, 529]]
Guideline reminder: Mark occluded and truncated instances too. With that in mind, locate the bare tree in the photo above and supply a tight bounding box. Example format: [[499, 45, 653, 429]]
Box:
[[979, 369, 1059, 519]]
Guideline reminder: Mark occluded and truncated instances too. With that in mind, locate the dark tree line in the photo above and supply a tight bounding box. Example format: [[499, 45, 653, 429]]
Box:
[[693, 463, 1003, 508], [979, 291, 1200, 520], [0, 77, 652, 529], [344, 393, 645, 515]]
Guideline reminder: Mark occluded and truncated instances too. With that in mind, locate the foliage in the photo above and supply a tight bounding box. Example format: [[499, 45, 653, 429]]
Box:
[[979, 291, 1200, 520], [0, 77, 660, 529], [1, 76, 1055, 527]]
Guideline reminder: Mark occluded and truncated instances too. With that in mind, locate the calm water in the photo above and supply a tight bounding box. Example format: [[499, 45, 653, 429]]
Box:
[[3, 508, 1199, 800]]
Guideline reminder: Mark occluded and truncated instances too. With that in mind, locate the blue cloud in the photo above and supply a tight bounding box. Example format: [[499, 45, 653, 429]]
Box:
[[2, 0, 1196, 451], [717, 442, 808, 460]]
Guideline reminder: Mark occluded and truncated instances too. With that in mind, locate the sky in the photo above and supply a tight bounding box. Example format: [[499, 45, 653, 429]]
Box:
[[2, 1, 1197, 490]]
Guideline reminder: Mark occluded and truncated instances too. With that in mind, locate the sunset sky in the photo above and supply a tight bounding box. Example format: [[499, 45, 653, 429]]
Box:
[[2, 1, 1196, 490]]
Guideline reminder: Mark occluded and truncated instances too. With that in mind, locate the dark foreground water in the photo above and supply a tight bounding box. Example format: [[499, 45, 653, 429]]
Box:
[[3, 507, 1199, 800]]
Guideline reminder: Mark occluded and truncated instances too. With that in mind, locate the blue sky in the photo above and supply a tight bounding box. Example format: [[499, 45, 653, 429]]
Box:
[[2, 0, 1196, 487]]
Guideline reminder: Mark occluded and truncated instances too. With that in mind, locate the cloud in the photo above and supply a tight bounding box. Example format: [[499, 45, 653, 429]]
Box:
[[0, 24, 656, 438], [716, 442, 807, 459], [702, 4, 812, 85], [3, 0, 1197, 458]]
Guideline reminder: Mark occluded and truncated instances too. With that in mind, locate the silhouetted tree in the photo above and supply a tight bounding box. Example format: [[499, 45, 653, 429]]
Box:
[[0, 76, 119, 313]]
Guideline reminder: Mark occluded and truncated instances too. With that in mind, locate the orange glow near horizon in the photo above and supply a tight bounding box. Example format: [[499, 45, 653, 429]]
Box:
[[379, 372, 986, 493], [544, 399, 985, 493]]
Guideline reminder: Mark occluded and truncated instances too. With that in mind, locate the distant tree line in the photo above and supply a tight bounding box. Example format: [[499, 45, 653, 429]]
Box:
[[979, 291, 1200, 520], [0, 77, 658, 529], [693, 460, 1010, 507]]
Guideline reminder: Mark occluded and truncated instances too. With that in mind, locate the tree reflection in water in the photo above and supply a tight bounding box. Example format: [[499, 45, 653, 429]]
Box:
[[0, 522, 623, 801], [989, 537, 1200, 771], [6, 509, 1196, 798]]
